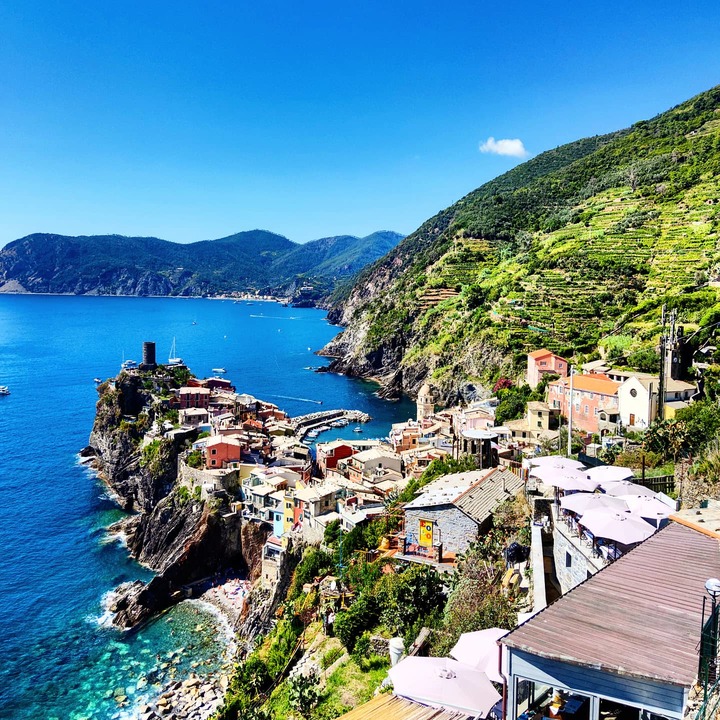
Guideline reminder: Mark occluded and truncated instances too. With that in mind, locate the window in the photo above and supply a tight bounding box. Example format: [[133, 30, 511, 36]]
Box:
[[537, 421, 542, 428], [584, 405, 589, 414], [675, 392, 680, 399], [211, 460, 216, 466], [565, 552, 572, 568], [211, 448, 217, 455], [630, 388, 637, 398], [594, 408, 599, 416]]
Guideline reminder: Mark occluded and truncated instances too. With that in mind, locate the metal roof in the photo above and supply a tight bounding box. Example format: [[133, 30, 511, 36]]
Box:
[[502, 522, 720, 687], [453, 468, 524, 524]]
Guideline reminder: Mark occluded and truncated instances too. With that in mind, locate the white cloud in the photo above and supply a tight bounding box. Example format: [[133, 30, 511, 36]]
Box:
[[479, 136, 528, 158]]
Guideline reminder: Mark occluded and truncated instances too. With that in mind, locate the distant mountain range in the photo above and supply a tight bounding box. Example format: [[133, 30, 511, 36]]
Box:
[[0, 230, 404, 300]]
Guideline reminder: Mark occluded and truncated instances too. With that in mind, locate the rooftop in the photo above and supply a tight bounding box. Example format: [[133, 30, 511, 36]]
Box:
[[453, 468, 525, 524], [502, 522, 720, 687], [550, 374, 621, 396], [529, 348, 554, 359], [404, 469, 495, 510]]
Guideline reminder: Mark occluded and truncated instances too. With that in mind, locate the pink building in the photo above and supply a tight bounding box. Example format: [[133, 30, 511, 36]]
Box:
[[179, 386, 210, 410], [526, 349, 569, 388], [204, 435, 244, 469], [547, 374, 621, 434]]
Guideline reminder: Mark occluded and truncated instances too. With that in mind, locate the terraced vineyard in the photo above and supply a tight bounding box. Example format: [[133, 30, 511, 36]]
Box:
[[327, 85, 720, 398]]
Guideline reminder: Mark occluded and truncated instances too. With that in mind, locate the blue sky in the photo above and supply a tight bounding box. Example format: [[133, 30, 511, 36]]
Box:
[[1, 1, 720, 246]]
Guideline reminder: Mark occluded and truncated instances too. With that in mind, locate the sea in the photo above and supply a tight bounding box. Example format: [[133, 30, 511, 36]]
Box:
[[0, 294, 414, 720]]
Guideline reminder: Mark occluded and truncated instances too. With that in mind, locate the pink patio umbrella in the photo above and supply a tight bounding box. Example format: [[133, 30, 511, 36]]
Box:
[[579, 508, 656, 545], [449, 627, 509, 683], [586, 465, 634, 483], [560, 492, 629, 515], [389, 656, 501, 717], [530, 456, 586, 471], [621, 494, 674, 522], [602, 481, 657, 498], [531, 467, 600, 492]]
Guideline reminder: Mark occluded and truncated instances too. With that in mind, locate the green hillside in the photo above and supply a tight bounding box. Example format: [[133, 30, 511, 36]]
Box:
[[0, 229, 403, 298], [325, 86, 720, 398]]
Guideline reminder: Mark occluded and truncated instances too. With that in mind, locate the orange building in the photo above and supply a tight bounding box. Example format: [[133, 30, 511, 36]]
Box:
[[547, 374, 621, 434]]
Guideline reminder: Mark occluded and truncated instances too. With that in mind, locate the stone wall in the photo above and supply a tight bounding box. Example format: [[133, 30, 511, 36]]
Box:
[[177, 458, 240, 499], [552, 523, 605, 594], [370, 635, 390, 657], [552, 526, 589, 594], [404, 505, 478, 555]]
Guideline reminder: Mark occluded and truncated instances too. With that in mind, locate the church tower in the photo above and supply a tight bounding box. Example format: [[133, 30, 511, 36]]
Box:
[[416, 382, 434, 422]]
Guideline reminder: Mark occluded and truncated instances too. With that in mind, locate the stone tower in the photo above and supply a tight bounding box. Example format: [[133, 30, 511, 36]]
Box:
[[416, 382, 434, 422]]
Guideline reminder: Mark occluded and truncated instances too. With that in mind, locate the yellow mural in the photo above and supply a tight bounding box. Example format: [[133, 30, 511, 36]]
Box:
[[419, 518, 434, 547]]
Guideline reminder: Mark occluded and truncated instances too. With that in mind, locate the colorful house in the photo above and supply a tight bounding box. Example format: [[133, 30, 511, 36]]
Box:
[[548, 374, 621, 434], [316, 440, 357, 476], [527, 349, 569, 389], [204, 434, 243, 469], [179, 386, 210, 410]]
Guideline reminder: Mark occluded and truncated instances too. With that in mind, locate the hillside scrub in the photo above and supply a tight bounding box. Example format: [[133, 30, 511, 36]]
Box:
[[325, 85, 720, 399]]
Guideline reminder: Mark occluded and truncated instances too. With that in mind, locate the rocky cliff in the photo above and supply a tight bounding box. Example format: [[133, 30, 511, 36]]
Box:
[[109, 493, 246, 629], [88, 374, 177, 512], [87, 370, 266, 630]]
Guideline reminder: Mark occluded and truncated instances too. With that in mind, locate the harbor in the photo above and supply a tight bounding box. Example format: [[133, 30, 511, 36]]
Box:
[[291, 409, 372, 440]]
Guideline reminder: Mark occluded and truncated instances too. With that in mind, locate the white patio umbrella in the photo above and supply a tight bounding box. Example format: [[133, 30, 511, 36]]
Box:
[[530, 456, 586, 471], [449, 627, 509, 683], [559, 492, 629, 515], [621, 494, 674, 521], [585, 465, 634, 483], [579, 508, 656, 545], [389, 656, 501, 717], [602, 481, 657, 498], [531, 467, 600, 492]]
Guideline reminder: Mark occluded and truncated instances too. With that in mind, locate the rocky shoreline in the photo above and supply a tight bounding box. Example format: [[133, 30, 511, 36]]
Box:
[[130, 671, 229, 720]]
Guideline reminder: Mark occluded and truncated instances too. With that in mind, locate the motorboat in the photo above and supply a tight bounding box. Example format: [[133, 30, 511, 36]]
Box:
[[212, 368, 227, 374], [0, 385, 9, 396], [121, 360, 137, 370], [94, 377, 102, 384], [353, 426, 363, 433]]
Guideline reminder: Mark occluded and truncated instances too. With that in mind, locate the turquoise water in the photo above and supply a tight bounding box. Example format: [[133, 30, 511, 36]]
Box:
[[0, 295, 413, 719]]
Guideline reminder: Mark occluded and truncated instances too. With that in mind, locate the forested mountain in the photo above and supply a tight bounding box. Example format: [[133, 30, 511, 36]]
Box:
[[322, 86, 720, 403], [0, 230, 403, 299]]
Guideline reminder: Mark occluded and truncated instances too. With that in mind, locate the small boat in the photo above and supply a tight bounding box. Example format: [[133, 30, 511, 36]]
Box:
[[121, 360, 137, 370], [353, 426, 363, 433], [94, 378, 102, 384], [307, 430, 319, 439], [212, 368, 227, 374], [0, 385, 9, 396], [168, 337, 184, 366]]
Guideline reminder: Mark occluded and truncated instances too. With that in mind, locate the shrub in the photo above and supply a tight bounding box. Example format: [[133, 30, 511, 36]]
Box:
[[320, 646, 343, 670], [186, 450, 203, 468]]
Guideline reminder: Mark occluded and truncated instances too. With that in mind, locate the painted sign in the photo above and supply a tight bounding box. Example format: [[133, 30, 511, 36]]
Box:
[[419, 519, 434, 547]]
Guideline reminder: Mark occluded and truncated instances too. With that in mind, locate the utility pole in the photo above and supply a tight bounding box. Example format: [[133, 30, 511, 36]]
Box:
[[567, 366, 574, 457], [658, 305, 667, 421]]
